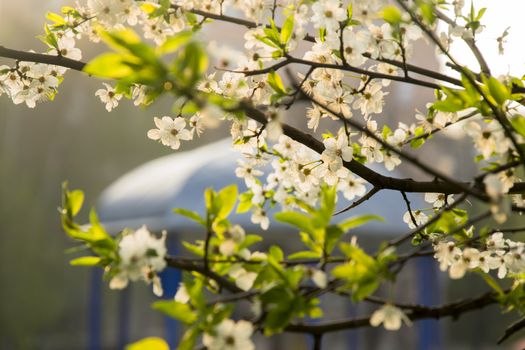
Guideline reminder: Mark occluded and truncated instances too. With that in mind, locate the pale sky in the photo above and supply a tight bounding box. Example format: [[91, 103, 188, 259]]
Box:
[[441, 0, 525, 77]]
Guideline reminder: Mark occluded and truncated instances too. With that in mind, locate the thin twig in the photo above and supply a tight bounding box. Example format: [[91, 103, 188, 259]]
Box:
[[334, 187, 380, 215]]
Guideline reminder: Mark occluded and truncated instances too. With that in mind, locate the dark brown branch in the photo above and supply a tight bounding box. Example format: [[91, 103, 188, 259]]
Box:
[[166, 256, 243, 293], [242, 102, 525, 196], [235, 54, 442, 90], [1, 45, 524, 197], [0, 46, 86, 71], [497, 316, 525, 344], [334, 187, 380, 215], [294, 86, 488, 200], [313, 334, 323, 350], [285, 290, 501, 335], [387, 193, 468, 247], [206, 290, 257, 306], [173, 5, 472, 90], [401, 191, 419, 228], [404, 110, 479, 145], [288, 56, 441, 90]]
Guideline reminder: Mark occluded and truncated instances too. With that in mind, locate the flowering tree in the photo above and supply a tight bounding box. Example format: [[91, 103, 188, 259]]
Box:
[[1, 0, 525, 348]]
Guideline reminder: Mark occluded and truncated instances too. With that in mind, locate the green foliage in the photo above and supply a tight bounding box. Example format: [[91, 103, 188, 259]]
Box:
[[280, 16, 295, 46], [69, 256, 102, 266], [382, 5, 403, 25], [510, 115, 525, 138], [172, 208, 205, 225], [126, 337, 169, 350], [84, 29, 207, 100], [267, 71, 287, 97], [152, 301, 198, 324], [276, 186, 383, 258], [60, 183, 116, 260], [333, 244, 396, 301]]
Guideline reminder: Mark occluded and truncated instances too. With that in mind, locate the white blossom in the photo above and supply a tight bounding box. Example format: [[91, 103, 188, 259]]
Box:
[[147, 116, 193, 150], [95, 83, 122, 112], [203, 319, 255, 350], [370, 304, 412, 331], [311, 0, 346, 32], [229, 264, 258, 291], [110, 226, 167, 296]]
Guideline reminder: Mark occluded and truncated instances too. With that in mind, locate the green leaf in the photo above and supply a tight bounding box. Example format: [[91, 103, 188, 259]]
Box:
[[177, 328, 200, 350], [182, 241, 204, 257], [126, 337, 169, 350], [338, 214, 383, 232], [267, 71, 286, 95], [236, 192, 253, 213], [156, 31, 193, 55], [239, 234, 263, 250], [478, 271, 504, 295], [83, 53, 136, 78], [173, 208, 205, 225], [419, 2, 436, 24], [318, 185, 337, 225], [287, 251, 321, 260], [510, 115, 525, 138], [69, 256, 101, 266], [382, 5, 402, 25], [487, 76, 510, 105], [269, 245, 284, 262], [274, 212, 313, 233], [68, 190, 84, 216], [152, 301, 198, 324], [217, 184, 238, 220], [280, 16, 294, 45], [325, 225, 344, 254], [46, 12, 66, 25], [347, 4, 353, 19], [204, 188, 217, 216]]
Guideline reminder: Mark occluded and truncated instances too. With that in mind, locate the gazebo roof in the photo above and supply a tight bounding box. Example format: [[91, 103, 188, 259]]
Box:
[[97, 138, 420, 234]]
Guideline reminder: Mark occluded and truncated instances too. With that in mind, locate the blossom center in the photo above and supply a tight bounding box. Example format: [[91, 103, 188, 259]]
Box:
[[225, 335, 236, 345]]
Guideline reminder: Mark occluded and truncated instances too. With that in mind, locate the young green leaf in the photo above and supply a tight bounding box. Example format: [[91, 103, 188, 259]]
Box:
[[217, 184, 238, 220], [173, 208, 205, 225], [510, 115, 525, 138], [126, 337, 169, 350], [280, 16, 294, 45], [69, 256, 102, 266], [152, 300, 198, 324], [338, 214, 384, 232]]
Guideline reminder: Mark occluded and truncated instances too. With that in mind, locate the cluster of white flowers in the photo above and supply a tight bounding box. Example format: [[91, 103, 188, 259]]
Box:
[[234, 132, 369, 229], [12, 0, 433, 231], [109, 226, 167, 296], [4, 0, 521, 232], [434, 232, 525, 280], [0, 62, 66, 108], [466, 121, 512, 161]]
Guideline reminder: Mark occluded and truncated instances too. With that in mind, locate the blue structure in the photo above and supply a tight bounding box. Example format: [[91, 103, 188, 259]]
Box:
[[92, 138, 440, 349]]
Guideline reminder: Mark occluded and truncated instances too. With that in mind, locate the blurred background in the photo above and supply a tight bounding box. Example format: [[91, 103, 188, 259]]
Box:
[[1, 1, 524, 349]]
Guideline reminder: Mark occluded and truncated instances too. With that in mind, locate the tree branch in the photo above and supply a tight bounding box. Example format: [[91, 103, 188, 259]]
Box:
[[165, 256, 243, 293], [1, 45, 524, 197], [0, 46, 86, 71], [497, 316, 525, 344], [285, 290, 502, 335], [334, 186, 380, 215]]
